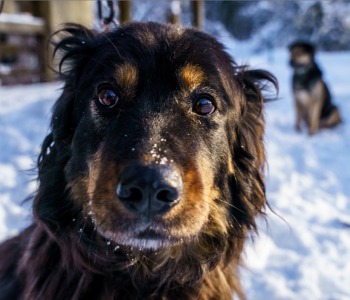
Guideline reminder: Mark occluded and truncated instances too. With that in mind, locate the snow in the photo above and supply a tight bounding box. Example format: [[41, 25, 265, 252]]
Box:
[[234, 49, 350, 300], [0, 13, 45, 26], [1, 40, 350, 299], [0, 82, 63, 240]]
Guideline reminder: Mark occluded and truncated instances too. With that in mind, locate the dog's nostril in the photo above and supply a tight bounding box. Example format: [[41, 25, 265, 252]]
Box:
[[128, 188, 143, 201], [117, 186, 143, 201], [117, 165, 182, 216], [156, 188, 178, 202]]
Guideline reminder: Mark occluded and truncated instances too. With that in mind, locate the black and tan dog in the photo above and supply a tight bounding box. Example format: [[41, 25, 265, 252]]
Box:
[[0, 23, 277, 300], [289, 41, 341, 135]]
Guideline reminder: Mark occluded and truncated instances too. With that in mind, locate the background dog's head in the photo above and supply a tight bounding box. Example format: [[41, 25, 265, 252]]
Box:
[[289, 41, 316, 68], [35, 22, 276, 280]]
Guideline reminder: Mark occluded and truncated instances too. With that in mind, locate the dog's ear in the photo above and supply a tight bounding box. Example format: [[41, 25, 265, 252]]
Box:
[[48, 24, 99, 153], [35, 24, 98, 232], [51, 23, 98, 87], [229, 69, 278, 230], [35, 88, 78, 233]]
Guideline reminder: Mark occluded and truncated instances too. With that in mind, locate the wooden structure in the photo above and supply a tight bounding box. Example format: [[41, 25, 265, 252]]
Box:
[[0, 1, 205, 86], [192, 1, 204, 30], [118, 1, 131, 24], [0, 13, 45, 85], [168, 1, 182, 25], [0, 1, 94, 85]]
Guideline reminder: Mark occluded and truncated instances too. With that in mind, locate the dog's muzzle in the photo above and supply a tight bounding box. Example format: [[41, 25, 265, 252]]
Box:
[[116, 164, 182, 218]]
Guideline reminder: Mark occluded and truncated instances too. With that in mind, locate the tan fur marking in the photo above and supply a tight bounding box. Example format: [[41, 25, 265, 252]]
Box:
[[179, 64, 207, 91], [114, 63, 138, 91], [294, 80, 326, 135], [228, 153, 235, 175], [319, 107, 342, 128], [295, 100, 304, 132], [291, 47, 313, 65], [87, 148, 103, 199], [67, 148, 104, 207], [295, 90, 312, 106], [197, 156, 230, 236], [294, 53, 312, 65], [308, 80, 325, 135], [67, 176, 89, 206]]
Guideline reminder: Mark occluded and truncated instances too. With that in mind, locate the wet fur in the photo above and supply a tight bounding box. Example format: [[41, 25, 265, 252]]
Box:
[[0, 23, 277, 300]]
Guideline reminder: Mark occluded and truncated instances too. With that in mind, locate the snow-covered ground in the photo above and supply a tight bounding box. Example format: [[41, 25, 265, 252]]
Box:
[[0, 83, 63, 238], [1, 44, 349, 299], [235, 50, 350, 300]]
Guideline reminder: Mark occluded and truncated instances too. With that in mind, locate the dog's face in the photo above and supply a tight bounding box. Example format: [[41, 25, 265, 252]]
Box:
[[289, 44, 314, 68], [37, 23, 275, 255], [64, 24, 243, 250]]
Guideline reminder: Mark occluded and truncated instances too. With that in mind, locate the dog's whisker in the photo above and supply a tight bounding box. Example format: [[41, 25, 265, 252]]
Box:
[[228, 213, 242, 229], [142, 255, 160, 267], [99, 32, 121, 58], [214, 199, 246, 215], [46, 205, 77, 220], [185, 188, 247, 215]]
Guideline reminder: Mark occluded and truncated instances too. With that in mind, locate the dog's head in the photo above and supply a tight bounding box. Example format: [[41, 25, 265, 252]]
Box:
[[289, 41, 315, 68], [36, 23, 276, 272]]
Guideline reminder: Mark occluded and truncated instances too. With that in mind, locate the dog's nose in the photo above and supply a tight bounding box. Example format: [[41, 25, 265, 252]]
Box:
[[116, 164, 182, 217]]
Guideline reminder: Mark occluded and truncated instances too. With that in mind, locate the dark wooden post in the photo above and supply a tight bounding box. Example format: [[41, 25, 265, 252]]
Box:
[[32, 1, 52, 82], [33, 1, 94, 82], [119, 1, 131, 23], [192, 1, 204, 30], [168, 1, 181, 25]]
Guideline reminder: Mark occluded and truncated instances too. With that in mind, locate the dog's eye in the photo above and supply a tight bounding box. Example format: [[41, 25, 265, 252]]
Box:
[[98, 89, 119, 108], [193, 98, 215, 115]]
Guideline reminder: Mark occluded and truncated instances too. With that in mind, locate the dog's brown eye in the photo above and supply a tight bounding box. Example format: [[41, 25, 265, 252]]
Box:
[[98, 89, 118, 108], [194, 98, 215, 115]]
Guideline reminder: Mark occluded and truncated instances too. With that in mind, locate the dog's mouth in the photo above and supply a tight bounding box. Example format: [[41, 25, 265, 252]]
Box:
[[136, 228, 163, 240], [129, 227, 182, 249], [96, 223, 188, 250]]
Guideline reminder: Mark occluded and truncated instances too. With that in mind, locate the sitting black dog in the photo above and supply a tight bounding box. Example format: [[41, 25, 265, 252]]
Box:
[[0, 22, 277, 300], [289, 41, 341, 135]]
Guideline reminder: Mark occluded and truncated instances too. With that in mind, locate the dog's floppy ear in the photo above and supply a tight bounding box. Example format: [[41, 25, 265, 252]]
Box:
[[229, 69, 278, 230], [35, 24, 98, 232], [51, 23, 98, 86], [35, 90, 78, 233], [48, 23, 99, 148]]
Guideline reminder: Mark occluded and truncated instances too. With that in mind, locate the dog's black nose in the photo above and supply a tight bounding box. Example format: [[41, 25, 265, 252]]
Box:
[[117, 164, 182, 217]]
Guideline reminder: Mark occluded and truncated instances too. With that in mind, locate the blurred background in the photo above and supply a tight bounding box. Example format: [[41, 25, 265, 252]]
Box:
[[0, 1, 350, 299], [2, 1, 350, 85]]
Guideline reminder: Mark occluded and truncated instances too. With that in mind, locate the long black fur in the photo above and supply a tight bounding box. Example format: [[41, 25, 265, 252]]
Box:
[[0, 23, 277, 300]]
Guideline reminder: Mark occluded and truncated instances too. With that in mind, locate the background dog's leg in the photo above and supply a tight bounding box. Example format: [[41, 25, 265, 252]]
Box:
[[329, 108, 342, 126], [309, 81, 326, 135], [294, 99, 303, 132], [308, 98, 323, 135], [319, 107, 342, 128]]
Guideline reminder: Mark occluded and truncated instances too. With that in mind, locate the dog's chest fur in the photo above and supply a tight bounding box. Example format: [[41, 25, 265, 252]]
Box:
[[292, 64, 322, 92], [292, 64, 325, 107], [294, 80, 324, 107]]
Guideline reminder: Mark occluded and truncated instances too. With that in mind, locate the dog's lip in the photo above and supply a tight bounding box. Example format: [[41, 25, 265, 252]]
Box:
[[136, 228, 163, 240], [96, 224, 182, 243], [96, 226, 184, 249]]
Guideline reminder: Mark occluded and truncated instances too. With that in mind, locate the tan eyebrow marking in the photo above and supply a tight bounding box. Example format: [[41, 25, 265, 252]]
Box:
[[179, 64, 207, 91], [114, 63, 138, 91]]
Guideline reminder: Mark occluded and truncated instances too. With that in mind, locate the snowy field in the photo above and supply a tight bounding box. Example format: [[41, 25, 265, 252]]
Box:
[[1, 45, 350, 299], [235, 50, 350, 300]]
